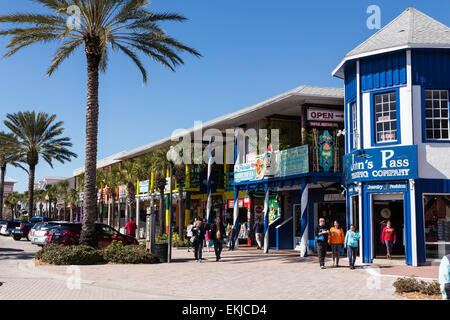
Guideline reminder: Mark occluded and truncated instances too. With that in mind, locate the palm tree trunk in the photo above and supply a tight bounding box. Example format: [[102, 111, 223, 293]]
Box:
[[178, 186, 184, 240], [80, 50, 101, 246], [159, 191, 165, 234], [28, 164, 35, 217], [0, 165, 6, 220]]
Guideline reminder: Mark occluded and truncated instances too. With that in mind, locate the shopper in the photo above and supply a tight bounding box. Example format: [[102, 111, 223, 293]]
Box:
[[439, 254, 450, 300], [210, 217, 226, 261], [192, 218, 206, 262], [344, 224, 360, 269], [328, 220, 345, 267], [381, 220, 396, 259], [124, 217, 137, 238], [253, 216, 264, 250], [227, 223, 236, 251], [315, 218, 329, 269], [186, 220, 194, 252]]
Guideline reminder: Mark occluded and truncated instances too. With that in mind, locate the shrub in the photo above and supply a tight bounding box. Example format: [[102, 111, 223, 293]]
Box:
[[102, 240, 159, 264], [156, 233, 187, 247], [35, 244, 104, 265], [393, 276, 441, 296]]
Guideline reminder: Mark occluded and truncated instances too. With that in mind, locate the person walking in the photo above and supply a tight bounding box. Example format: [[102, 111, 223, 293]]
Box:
[[253, 216, 264, 250], [124, 217, 137, 238], [186, 220, 194, 252], [381, 220, 396, 260], [328, 220, 345, 267], [227, 223, 236, 251], [210, 217, 226, 261], [344, 224, 360, 269], [192, 218, 206, 262], [315, 218, 330, 269]]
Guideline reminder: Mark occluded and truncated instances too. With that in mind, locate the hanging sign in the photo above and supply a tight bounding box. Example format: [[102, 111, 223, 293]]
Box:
[[307, 108, 344, 122], [139, 180, 149, 194], [279, 145, 309, 176], [119, 185, 127, 198], [343, 146, 418, 184], [309, 121, 339, 128], [366, 183, 408, 193], [319, 130, 334, 172]]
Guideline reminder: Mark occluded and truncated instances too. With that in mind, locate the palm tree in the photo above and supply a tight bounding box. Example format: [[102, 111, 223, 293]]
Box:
[[3, 111, 77, 217], [45, 184, 59, 220], [67, 188, 79, 222], [57, 180, 69, 220], [96, 169, 106, 222], [104, 167, 120, 227], [174, 164, 185, 239], [5, 191, 20, 219], [34, 189, 47, 216], [150, 147, 170, 234], [0, 0, 201, 246], [119, 160, 139, 220], [0, 132, 25, 219]]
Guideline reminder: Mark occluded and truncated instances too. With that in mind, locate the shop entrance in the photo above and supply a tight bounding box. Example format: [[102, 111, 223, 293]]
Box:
[[372, 195, 405, 258], [318, 202, 347, 228], [350, 196, 359, 230]]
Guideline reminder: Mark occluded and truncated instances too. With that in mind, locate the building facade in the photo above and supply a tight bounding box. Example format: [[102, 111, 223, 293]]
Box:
[[334, 7, 450, 266]]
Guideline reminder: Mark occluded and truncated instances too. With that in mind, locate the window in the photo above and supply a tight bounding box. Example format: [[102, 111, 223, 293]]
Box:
[[425, 90, 449, 140], [424, 195, 450, 259], [374, 92, 397, 143], [351, 102, 358, 149]]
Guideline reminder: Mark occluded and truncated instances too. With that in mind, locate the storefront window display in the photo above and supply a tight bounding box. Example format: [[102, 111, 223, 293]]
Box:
[[424, 195, 450, 259]]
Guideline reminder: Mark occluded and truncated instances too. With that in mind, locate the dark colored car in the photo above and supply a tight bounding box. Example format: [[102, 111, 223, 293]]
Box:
[[46, 223, 138, 248], [8, 220, 33, 241]]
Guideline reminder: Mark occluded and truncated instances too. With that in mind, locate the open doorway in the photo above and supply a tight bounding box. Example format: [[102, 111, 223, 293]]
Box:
[[372, 195, 405, 258], [318, 202, 347, 228]]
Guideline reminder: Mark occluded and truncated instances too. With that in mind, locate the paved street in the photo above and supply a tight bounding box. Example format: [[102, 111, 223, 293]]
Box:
[[0, 235, 436, 300]]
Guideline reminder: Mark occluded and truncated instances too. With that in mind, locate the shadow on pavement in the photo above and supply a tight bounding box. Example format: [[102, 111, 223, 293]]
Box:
[[0, 248, 24, 253]]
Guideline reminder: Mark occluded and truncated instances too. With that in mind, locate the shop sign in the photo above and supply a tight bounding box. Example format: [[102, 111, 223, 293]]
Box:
[[324, 193, 345, 201], [307, 108, 344, 122], [279, 145, 309, 177], [366, 183, 408, 193], [343, 145, 418, 184], [119, 185, 127, 198], [309, 121, 339, 128], [139, 180, 149, 194], [319, 130, 333, 172], [227, 199, 244, 208], [234, 162, 256, 183], [347, 185, 359, 196]]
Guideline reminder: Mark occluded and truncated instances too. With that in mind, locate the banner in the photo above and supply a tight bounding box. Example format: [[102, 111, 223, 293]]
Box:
[[279, 145, 309, 177]]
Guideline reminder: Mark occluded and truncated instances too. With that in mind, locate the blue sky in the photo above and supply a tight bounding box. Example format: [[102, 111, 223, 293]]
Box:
[[1, 0, 449, 192]]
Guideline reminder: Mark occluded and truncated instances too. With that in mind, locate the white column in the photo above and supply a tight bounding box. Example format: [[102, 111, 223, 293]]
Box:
[[300, 182, 309, 257], [263, 185, 270, 253], [136, 197, 140, 239], [358, 183, 363, 265], [409, 179, 418, 266]]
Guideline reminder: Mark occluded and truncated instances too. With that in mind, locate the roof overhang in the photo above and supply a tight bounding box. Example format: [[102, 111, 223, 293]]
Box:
[[332, 44, 450, 79]]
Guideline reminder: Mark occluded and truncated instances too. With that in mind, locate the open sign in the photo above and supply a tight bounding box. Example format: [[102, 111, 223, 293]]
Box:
[[307, 108, 344, 122]]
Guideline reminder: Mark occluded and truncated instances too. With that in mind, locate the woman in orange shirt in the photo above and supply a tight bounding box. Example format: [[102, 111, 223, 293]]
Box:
[[328, 220, 345, 267]]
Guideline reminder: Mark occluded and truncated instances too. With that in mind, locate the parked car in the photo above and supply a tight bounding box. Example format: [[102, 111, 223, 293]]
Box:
[[8, 220, 33, 241], [46, 223, 139, 248], [29, 222, 59, 246], [0, 220, 10, 236], [29, 217, 53, 224]]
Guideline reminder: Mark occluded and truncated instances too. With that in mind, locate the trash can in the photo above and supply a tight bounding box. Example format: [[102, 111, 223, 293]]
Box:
[[153, 242, 168, 263]]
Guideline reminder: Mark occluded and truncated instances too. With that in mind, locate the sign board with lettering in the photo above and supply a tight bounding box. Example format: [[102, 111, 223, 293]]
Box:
[[307, 108, 345, 122], [366, 183, 408, 193], [139, 180, 149, 194], [343, 146, 418, 184]]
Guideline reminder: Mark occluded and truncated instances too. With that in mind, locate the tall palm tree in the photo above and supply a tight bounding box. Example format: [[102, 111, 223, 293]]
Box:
[[4, 111, 77, 217], [57, 180, 69, 220], [5, 191, 20, 219], [104, 167, 120, 226], [119, 160, 138, 219], [174, 164, 185, 239], [0, 0, 201, 246], [67, 188, 79, 222], [0, 132, 25, 219], [34, 189, 47, 216], [45, 184, 59, 219], [151, 147, 170, 234]]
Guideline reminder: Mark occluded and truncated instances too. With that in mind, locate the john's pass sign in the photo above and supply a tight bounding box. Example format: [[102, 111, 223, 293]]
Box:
[[343, 145, 418, 184]]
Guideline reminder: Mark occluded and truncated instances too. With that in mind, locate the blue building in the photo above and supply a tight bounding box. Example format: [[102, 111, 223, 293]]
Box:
[[333, 7, 450, 266]]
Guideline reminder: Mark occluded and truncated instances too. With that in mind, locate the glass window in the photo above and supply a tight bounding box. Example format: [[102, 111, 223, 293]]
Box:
[[424, 195, 450, 259], [374, 92, 398, 143], [424, 90, 450, 140], [351, 102, 358, 149]]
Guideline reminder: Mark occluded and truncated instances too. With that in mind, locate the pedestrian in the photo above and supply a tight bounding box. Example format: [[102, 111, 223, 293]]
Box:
[[328, 220, 345, 267], [381, 220, 396, 260], [253, 216, 264, 250], [439, 254, 450, 300], [210, 217, 226, 261], [186, 219, 194, 252], [124, 217, 137, 238], [191, 218, 206, 262], [228, 223, 236, 251], [315, 218, 330, 269], [344, 224, 360, 269]]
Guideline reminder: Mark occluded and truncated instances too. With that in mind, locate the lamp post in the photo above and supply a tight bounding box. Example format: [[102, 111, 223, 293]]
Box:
[[167, 146, 179, 263]]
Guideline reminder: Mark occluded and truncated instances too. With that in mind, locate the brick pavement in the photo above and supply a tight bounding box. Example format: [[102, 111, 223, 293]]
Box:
[[1, 236, 436, 300]]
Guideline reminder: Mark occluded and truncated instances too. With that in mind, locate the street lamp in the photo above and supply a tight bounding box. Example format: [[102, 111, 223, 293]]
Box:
[[166, 146, 180, 263]]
